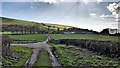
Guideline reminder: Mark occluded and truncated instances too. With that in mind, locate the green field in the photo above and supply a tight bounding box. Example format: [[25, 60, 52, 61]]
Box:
[[48, 34, 119, 42], [34, 49, 52, 66], [50, 43, 118, 66], [8, 34, 47, 42], [2, 46, 32, 66]]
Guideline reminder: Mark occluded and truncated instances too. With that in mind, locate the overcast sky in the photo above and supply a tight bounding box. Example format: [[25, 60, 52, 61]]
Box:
[[1, 0, 120, 32]]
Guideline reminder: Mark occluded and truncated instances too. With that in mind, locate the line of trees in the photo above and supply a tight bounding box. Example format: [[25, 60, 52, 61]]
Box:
[[53, 27, 99, 34], [2, 24, 61, 34], [2, 25, 41, 34]]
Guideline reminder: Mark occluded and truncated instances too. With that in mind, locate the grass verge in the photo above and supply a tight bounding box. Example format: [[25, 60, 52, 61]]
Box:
[[34, 48, 52, 67]]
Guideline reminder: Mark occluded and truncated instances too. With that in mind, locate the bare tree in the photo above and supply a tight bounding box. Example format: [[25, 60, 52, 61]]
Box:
[[2, 35, 12, 56]]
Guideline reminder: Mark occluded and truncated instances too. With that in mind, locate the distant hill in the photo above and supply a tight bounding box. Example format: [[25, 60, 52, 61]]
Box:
[[1, 17, 100, 34], [1, 17, 73, 31], [1, 17, 37, 26]]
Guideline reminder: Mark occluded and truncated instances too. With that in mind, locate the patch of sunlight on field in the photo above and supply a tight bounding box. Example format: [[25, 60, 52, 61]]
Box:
[[0, 32, 12, 35]]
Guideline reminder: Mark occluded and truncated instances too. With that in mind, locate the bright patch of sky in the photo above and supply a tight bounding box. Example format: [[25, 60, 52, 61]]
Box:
[[1, 0, 120, 2], [1, 0, 120, 32]]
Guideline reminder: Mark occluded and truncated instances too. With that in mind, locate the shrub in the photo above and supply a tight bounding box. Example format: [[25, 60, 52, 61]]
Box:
[[53, 39, 119, 58]]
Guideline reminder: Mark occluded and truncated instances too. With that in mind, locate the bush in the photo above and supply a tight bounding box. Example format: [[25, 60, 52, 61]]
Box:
[[51, 39, 119, 58]]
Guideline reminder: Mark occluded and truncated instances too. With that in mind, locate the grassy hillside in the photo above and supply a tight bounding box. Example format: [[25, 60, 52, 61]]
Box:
[[1, 17, 72, 30], [2, 17, 37, 26]]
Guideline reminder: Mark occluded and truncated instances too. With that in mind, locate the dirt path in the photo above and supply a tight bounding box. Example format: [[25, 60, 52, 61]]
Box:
[[11, 39, 61, 67]]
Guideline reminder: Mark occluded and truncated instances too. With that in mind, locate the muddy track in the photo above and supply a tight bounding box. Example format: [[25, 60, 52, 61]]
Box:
[[11, 37, 61, 68]]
